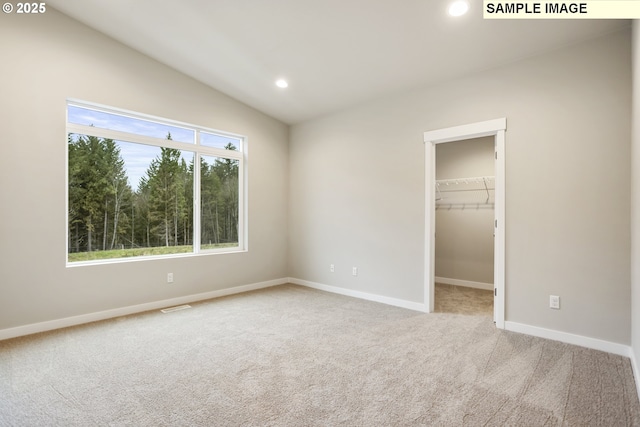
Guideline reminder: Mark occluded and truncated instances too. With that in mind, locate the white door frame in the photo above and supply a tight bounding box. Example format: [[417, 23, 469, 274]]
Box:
[[423, 118, 506, 328]]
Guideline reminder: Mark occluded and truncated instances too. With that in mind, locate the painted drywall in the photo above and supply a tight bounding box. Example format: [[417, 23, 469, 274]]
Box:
[[631, 20, 640, 380], [435, 137, 494, 285], [289, 29, 632, 344], [0, 9, 289, 330]]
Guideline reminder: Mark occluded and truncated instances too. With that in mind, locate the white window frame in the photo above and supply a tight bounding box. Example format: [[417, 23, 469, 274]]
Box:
[[66, 99, 247, 266]]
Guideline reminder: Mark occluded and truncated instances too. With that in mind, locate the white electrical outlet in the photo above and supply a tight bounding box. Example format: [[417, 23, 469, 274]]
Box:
[[167, 273, 174, 283], [352, 267, 358, 276], [549, 295, 560, 309], [330, 264, 335, 273]]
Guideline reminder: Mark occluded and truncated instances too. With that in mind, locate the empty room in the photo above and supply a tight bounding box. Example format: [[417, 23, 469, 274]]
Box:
[[2, 1, 640, 425]]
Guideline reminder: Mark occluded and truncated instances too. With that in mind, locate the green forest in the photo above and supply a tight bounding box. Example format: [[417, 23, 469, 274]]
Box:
[[68, 133, 239, 262]]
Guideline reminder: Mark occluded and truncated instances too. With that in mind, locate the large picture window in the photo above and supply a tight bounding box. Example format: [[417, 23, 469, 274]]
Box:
[[66, 101, 245, 264]]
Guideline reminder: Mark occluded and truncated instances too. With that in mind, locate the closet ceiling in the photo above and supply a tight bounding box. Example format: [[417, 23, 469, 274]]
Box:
[[47, 0, 628, 125]]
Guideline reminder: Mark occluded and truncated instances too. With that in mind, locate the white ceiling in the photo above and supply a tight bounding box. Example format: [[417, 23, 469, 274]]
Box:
[[47, 0, 628, 124]]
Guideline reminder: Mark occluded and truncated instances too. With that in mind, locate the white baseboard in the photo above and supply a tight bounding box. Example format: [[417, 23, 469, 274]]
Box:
[[289, 277, 427, 312], [0, 278, 288, 341], [435, 276, 493, 291], [504, 321, 631, 358], [292, 280, 640, 400], [3, 276, 637, 399]]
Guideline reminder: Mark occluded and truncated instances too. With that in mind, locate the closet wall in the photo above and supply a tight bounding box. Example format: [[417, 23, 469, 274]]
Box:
[[435, 137, 495, 287]]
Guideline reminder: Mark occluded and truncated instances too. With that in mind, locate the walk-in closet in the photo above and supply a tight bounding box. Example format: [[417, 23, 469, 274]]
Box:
[[434, 136, 495, 314]]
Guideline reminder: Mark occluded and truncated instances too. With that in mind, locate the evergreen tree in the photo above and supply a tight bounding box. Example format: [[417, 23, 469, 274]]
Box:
[[68, 134, 132, 253], [142, 135, 192, 247], [101, 138, 131, 250], [200, 156, 223, 245], [201, 143, 239, 246], [68, 135, 110, 252]]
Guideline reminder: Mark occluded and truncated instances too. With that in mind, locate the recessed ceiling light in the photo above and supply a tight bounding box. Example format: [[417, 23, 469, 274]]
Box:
[[448, 0, 469, 16], [275, 79, 288, 88]]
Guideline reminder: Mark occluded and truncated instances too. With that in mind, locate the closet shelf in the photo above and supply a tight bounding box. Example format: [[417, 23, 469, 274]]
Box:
[[436, 175, 495, 205]]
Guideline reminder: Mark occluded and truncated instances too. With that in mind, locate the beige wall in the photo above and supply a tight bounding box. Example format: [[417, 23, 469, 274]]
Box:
[[435, 137, 494, 285], [290, 29, 631, 344], [632, 20, 640, 373], [0, 9, 289, 330]]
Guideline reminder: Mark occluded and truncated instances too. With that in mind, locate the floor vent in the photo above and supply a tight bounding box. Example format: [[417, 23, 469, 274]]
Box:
[[160, 304, 192, 313]]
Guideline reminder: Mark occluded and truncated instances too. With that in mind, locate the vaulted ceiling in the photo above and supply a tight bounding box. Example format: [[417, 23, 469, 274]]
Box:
[[47, 0, 628, 124]]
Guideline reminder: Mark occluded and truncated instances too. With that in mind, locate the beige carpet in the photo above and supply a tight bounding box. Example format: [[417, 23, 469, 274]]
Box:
[[1, 284, 639, 426], [435, 283, 494, 316]]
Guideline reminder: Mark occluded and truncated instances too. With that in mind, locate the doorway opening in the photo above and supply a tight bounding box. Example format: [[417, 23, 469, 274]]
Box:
[[434, 137, 495, 316], [423, 118, 506, 328]]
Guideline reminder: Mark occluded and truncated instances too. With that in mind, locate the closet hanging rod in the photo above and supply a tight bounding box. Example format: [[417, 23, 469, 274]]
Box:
[[435, 175, 494, 203], [437, 188, 493, 193]]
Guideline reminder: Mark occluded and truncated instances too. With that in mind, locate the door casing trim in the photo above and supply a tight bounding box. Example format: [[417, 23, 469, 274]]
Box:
[[423, 118, 506, 328]]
